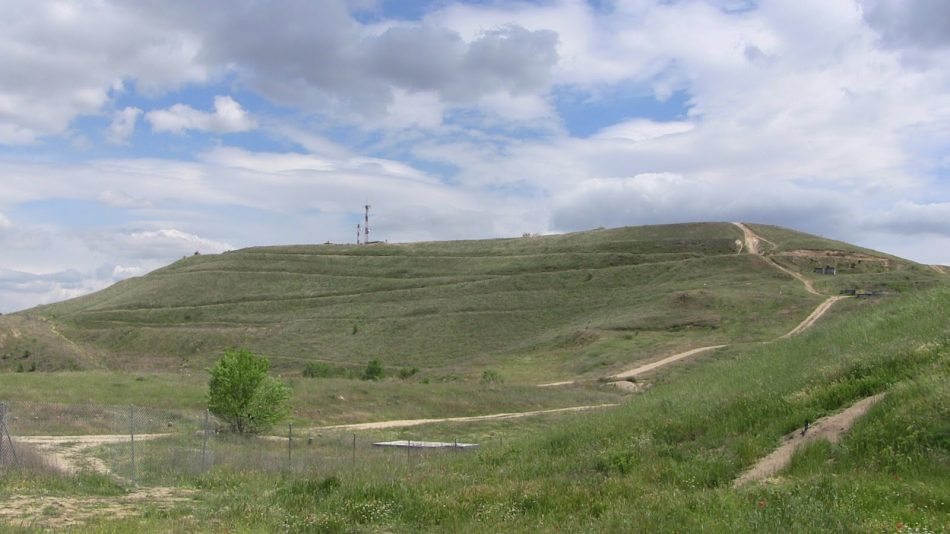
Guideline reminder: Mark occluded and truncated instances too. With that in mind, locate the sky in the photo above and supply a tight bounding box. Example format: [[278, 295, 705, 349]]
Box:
[[1, 0, 949, 313]]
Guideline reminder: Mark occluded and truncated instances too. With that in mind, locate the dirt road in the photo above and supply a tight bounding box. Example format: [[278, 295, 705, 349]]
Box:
[[540, 224, 845, 388], [734, 393, 885, 486], [733, 222, 821, 295], [15, 434, 168, 475], [781, 296, 846, 338], [311, 403, 619, 431], [608, 345, 729, 381]]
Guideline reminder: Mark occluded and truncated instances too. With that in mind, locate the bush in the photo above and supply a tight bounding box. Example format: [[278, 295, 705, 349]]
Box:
[[208, 348, 290, 434], [481, 369, 502, 384], [398, 367, 419, 379], [303, 362, 336, 378], [362, 359, 384, 381]]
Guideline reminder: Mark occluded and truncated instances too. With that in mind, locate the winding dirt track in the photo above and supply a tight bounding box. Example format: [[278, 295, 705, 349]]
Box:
[[539, 224, 845, 388], [781, 296, 846, 338], [734, 393, 885, 486]]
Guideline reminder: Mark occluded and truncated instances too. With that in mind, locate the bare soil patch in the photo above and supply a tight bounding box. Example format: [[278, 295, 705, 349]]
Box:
[[0, 486, 197, 530], [15, 434, 169, 475]]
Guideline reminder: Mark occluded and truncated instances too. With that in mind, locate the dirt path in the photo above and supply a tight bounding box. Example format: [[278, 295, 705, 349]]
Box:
[[733, 222, 776, 255], [311, 403, 619, 431], [781, 296, 846, 339], [733, 393, 885, 487], [732, 222, 821, 295], [539, 224, 845, 388], [0, 486, 197, 530], [608, 345, 729, 380], [15, 434, 169, 475]]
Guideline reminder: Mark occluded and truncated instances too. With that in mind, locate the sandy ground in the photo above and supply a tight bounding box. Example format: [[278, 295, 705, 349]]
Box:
[[3, 434, 194, 529], [14, 434, 169, 475], [733, 393, 885, 487], [310, 403, 619, 431], [0, 486, 197, 530]]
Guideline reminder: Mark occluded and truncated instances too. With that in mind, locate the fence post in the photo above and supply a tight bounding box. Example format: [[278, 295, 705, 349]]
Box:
[[0, 403, 17, 468], [0, 404, 5, 465], [351, 433, 356, 469], [287, 423, 293, 471], [407, 439, 411, 468], [202, 410, 210, 471], [129, 404, 136, 485]]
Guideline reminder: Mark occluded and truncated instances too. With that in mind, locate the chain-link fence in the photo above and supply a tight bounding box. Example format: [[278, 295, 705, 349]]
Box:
[[0, 401, 486, 485]]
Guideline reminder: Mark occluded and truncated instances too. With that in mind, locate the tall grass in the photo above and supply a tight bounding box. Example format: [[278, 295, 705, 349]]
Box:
[[46, 285, 950, 532]]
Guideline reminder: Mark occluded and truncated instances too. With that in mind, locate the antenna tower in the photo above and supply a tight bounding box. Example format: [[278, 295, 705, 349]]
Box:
[[364, 204, 370, 244], [356, 224, 361, 245]]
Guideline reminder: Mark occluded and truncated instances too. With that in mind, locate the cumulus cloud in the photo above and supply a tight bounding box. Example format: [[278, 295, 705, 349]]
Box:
[[89, 229, 233, 261], [0, 0, 207, 144], [105, 106, 142, 144], [550, 173, 850, 235], [865, 201, 950, 235], [146, 95, 256, 134], [860, 0, 950, 49]]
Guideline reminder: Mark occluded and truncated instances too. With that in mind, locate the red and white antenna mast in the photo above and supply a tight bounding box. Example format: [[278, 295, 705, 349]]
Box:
[[364, 204, 370, 244]]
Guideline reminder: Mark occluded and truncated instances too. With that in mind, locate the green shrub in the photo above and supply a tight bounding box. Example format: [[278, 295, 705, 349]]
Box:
[[362, 359, 384, 381], [207, 348, 290, 434], [398, 367, 419, 379]]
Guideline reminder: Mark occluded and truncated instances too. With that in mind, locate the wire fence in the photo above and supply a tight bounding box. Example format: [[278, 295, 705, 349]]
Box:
[[0, 401, 486, 485]]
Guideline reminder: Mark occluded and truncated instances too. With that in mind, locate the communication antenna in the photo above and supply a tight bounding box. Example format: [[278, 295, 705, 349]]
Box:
[[364, 204, 370, 244], [356, 224, 361, 245]]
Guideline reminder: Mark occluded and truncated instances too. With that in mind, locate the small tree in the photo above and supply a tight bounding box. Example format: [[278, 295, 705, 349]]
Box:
[[207, 348, 290, 434]]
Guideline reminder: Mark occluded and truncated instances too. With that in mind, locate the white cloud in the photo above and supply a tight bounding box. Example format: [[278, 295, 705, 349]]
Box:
[[97, 189, 152, 209], [105, 106, 141, 144], [865, 201, 950, 235], [0, 0, 207, 144], [0, 212, 11, 230], [113, 228, 233, 257], [146, 95, 256, 134], [594, 119, 695, 142]]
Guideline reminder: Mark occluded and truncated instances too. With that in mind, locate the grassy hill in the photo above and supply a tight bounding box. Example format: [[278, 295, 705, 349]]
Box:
[[0, 222, 947, 531], [4, 261, 946, 533], [0, 222, 942, 382]]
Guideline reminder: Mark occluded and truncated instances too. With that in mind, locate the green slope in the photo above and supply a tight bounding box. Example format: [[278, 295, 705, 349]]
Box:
[[1, 222, 941, 379]]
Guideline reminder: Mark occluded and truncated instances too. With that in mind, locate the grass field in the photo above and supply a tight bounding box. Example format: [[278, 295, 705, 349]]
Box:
[[2, 277, 944, 532], [1, 222, 947, 531]]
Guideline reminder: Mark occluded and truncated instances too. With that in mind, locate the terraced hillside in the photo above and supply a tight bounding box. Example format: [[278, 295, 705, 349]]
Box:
[[1, 223, 942, 381]]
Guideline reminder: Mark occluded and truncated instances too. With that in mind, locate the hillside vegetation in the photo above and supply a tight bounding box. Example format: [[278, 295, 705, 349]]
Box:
[[6, 271, 945, 533], [3, 223, 940, 381]]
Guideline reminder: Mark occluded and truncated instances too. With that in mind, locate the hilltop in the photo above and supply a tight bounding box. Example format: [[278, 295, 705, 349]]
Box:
[[0, 222, 942, 381]]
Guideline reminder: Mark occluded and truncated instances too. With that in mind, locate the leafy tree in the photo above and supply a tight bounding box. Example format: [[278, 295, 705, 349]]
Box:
[[207, 348, 290, 434]]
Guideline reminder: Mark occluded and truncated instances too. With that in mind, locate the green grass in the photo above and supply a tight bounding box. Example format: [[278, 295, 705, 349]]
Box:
[[6, 282, 945, 533]]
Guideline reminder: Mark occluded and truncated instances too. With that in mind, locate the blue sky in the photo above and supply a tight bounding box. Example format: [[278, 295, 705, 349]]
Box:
[[0, 0, 949, 312]]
